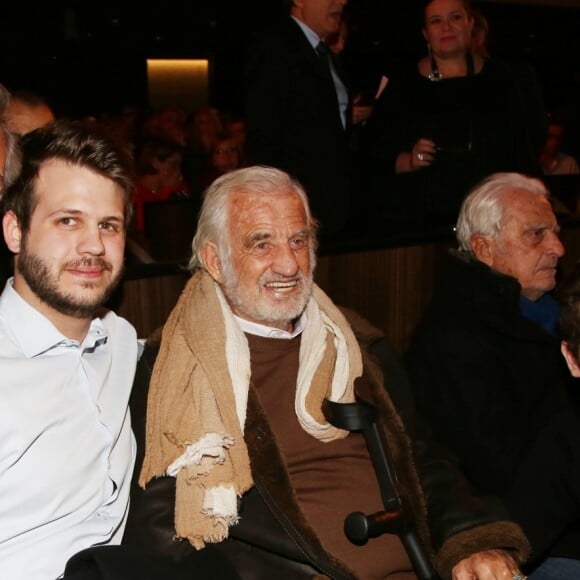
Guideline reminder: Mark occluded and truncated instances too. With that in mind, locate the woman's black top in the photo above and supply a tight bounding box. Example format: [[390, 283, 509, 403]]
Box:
[[365, 58, 546, 234]]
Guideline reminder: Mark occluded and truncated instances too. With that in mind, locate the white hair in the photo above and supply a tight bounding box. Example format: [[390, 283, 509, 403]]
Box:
[[188, 165, 318, 272], [455, 172, 549, 252]]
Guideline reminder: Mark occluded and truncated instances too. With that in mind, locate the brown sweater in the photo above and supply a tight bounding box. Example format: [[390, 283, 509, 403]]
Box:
[[247, 332, 415, 579]]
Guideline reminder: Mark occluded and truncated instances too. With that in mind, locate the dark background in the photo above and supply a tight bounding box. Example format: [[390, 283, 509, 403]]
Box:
[[1, 1, 579, 138]]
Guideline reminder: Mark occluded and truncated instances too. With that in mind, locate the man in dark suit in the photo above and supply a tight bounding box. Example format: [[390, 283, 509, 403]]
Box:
[[244, 0, 355, 242]]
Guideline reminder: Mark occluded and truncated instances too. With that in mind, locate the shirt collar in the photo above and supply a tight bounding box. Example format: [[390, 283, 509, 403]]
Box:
[[0, 278, 108, 357], [291, 15, 321, 51], [234, 311, 307, 339]]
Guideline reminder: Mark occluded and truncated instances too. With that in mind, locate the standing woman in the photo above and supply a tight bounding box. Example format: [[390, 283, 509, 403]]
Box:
[[365, 0, 546, 234]]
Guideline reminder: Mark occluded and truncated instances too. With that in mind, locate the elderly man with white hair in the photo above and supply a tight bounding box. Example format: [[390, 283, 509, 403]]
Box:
[[124, 165, 533, 580], [406, 172, 580, 579]]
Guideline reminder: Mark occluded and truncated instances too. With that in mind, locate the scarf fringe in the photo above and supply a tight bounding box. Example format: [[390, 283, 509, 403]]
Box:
[[166, 433, 234, 477]]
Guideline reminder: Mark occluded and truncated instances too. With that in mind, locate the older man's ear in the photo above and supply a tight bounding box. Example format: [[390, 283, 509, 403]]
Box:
[[561, 341, 580, 377], [470, 234, 493, 266], [200, 242, 224, 284]]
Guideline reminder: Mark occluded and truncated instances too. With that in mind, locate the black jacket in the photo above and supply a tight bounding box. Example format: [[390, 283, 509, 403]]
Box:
[[405, 250, 580, 568], [244, 17, 354, 237], [124, 310, 529, 579]]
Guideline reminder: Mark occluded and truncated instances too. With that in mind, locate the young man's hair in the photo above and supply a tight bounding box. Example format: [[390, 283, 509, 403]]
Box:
[[1, 119, 135, 234]]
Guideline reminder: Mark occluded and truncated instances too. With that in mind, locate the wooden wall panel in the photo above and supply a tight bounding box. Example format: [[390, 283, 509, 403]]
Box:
[[112, 270, 189, 339], [316, 241, 453, 355]]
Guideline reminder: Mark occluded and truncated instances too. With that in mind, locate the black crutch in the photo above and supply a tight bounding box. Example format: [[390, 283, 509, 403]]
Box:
[[322, 398, 439, 580]]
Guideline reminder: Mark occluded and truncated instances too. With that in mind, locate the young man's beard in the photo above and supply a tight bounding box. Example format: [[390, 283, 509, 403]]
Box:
[[17, 246, 123, 319]]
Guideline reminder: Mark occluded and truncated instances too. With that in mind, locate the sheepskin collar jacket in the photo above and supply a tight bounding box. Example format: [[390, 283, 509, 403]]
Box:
[[123, 310, 530, 579]]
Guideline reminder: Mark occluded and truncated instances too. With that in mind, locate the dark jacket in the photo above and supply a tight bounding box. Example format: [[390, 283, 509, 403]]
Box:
[[405, 250, 580, 568], [244, 17, 354, 238], [124, 309, 529, 579]]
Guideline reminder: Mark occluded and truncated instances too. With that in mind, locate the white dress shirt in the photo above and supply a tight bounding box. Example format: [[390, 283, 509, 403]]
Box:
[[0, 279, 138, 580], [234, 311, 307, 339]]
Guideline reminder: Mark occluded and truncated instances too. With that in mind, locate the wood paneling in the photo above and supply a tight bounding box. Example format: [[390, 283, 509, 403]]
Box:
[[316, 241, 453, 355], [111, 268, 189, 339]]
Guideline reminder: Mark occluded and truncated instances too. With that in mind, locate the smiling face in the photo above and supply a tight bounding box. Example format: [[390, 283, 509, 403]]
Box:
[[203, 189, 314, 331], [3, 160, 126, 323], [471, 188, 564, 301], [423, 0, 474, 59], [292, 0, 347, 40]]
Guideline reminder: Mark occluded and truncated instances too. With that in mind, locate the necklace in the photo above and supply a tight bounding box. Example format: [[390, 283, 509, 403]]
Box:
[[428, 52, 474, 82], [427, 55, 444, 81]]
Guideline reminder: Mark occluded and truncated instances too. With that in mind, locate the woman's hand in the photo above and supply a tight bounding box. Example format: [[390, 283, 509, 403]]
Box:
[[395, 138, 436, 173]]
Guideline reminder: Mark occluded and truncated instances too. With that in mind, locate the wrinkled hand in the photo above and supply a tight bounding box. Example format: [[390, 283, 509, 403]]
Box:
[[452, 549, 524, 579]]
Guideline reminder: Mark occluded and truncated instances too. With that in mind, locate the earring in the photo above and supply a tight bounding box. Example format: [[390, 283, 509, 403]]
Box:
[[427, 44, 442, 81]]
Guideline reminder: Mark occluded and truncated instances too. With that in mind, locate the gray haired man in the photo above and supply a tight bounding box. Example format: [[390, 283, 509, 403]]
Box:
[[406, 172, 580, 578]]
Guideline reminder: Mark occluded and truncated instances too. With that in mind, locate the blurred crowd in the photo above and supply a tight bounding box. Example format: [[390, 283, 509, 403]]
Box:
[[3, 0, 580, 247]]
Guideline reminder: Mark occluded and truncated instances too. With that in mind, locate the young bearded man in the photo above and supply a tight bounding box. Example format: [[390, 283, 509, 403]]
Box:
[[0, 121, 139, 579]]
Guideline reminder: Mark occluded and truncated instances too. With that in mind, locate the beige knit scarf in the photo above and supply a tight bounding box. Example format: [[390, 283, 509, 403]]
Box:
[[139, 270, 363, 549]]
